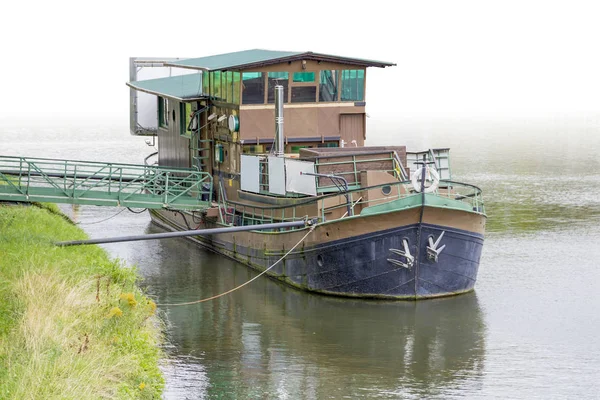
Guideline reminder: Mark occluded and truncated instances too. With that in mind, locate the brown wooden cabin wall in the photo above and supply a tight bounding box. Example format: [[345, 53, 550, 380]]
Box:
[[238, 59, 366, 147], [158, 99, 191, 169]]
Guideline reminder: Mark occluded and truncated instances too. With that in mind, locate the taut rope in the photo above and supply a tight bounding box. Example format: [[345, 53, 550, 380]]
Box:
[[156, 224, 316, 306]]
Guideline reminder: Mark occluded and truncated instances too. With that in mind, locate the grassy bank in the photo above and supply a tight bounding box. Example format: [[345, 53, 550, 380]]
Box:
[[0, 205, 163, 399]]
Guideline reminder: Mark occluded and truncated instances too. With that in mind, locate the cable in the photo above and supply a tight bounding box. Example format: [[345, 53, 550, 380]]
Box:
[[191, 211, 203, 224], [76, 208, 127, 225], [156, 224, 317, 306], [169, 209, 192, 230], [75, 206, 147, 225], [126, 207, 147, 214]]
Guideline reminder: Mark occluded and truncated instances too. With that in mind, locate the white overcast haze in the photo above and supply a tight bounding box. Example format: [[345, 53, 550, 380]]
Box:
[[0, 0, 599, 123]]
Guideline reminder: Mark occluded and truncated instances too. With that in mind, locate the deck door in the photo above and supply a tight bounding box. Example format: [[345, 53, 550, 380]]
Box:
[[340, 113, 365, 147]]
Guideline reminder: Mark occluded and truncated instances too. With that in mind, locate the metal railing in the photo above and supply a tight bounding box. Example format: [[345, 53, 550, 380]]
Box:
[[213, 178, 484, 228], [318, 180, 485, 219], [312, 152, 403, 192], [0, 155, 213, 210], [407, 148, 452, 181]]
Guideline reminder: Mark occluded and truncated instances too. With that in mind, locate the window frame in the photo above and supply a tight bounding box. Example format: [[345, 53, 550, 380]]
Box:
[[241, 72, 266, 105], [158, 96, 169, 128], [289, 71, 318, 103], [267, 72, 289, 104], [319, 70, 340, 102], [179, 102, 193, 138], [340, 69, 366, 102]]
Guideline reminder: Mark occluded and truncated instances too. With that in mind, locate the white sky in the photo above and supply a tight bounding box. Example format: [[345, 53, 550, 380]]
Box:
[[1, 0, 599, 122]]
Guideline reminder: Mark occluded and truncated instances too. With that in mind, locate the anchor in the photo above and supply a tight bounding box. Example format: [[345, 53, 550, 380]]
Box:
[[426, 231, 446, 263], [388, 239, 414, 269]]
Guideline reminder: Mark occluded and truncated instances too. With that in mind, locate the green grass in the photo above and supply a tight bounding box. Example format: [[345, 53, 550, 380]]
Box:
[[0, 205, 164, 399]]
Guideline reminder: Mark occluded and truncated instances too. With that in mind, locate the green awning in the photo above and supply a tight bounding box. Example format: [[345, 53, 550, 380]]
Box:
[[126, 73, 207, 101], [166, 49, 395, 71], [166, 49, 302, 71]]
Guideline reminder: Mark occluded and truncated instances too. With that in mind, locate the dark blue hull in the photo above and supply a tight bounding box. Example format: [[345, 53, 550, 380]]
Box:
[[280, 223, 483, 299], [151, 209, 485, 300]]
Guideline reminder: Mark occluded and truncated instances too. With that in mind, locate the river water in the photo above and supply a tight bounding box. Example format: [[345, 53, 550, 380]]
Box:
[[2, 114, 600, 399]]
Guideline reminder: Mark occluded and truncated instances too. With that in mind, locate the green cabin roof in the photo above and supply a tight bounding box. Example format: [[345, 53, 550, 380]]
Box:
[[126, 73, 206, 101], [166, 49, 395, 71]]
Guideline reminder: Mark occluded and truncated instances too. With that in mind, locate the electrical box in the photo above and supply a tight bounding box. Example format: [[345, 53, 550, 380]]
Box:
[[215, 143, 224, 163]]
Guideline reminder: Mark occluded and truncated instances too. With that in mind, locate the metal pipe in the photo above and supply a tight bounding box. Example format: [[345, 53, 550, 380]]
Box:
[[300, 171, 353, 216], [0, 170, 140, 183], [56, 220, 312, 247], [274, 85, 284, 156]]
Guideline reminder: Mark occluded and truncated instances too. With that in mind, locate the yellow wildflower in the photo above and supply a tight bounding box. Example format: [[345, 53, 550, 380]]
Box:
[[120, 292, 138, 308], [107, 307, 123, 318], [148, 300, 157, 315], [139, 382, 146, 390]]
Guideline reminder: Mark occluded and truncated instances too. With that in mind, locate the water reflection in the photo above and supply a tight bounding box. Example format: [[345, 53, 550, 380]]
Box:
[[142, 227, 486, 399], [8, 116, 600, 398]]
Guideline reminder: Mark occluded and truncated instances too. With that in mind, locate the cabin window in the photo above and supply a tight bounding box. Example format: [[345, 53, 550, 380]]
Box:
[[202, 72, 209, 96], [341, 70, 365, 101], [180, 103, 193, 138], [232, 72, 241, 105], [267, 72, 289, 104], [318, 142, 339, 148], [291, 86, 316, 103], [158, 97, 168, 128], [291, 72, 317, 102], [242, 72, 265, 104], [293, 72, 315, 82], [212, 71, 222, 101], [319, 70, 339, 102], [220, 71, 238, 104], [222, 71, 231, 102], [287, 141, 338, 153], [242, 144, 265, 154]]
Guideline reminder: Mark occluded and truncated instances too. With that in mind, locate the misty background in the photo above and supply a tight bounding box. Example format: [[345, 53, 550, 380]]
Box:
[[1, 1, 598, 124]]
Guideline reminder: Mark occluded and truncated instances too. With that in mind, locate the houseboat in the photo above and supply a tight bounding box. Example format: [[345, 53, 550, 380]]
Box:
[[126, 49, 486, 299]]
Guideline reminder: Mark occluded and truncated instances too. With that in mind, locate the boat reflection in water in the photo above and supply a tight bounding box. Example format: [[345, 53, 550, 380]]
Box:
[[139, 224, 486, 399]]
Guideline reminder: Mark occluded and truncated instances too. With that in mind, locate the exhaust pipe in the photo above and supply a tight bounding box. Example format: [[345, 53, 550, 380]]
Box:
[[274, 85, 284, 157]]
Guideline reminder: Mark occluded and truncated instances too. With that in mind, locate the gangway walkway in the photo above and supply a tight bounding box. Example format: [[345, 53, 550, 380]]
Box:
[[0, 155, 213, 210]]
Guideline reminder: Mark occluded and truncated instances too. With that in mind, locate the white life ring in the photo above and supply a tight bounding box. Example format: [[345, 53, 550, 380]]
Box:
[[411, 167, 440, 193]]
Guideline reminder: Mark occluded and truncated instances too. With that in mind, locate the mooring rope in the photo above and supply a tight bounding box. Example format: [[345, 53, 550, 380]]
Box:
[[156, 224, 317, 306]]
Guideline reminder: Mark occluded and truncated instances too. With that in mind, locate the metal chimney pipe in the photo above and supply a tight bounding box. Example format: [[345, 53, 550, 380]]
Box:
[[274, 85, 284, 157]]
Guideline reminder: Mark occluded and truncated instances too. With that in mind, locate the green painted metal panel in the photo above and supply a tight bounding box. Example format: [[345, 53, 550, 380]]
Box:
[[169, 49, 302, 71], [127, 73, 206, 101], [360, 193, 475, 216], [167, 49, 395, 71]]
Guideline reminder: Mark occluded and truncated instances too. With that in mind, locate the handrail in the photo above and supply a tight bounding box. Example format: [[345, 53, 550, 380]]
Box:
[[301, 171, 352, 216], [217, 179, 484, 228], [312, 153, 400, 191], [392, 150, 408, 180], [0, 155, 213, 210], [224, 179, 482, 211], [428, 149, 439, 172]]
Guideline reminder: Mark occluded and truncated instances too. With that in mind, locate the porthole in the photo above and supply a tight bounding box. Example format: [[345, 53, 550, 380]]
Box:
[[381, 185, 392, 196]]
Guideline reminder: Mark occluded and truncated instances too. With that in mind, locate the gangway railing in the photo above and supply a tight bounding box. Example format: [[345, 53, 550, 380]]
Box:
[[0, 155, 213, 210], [406, 149, 452, 181]]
